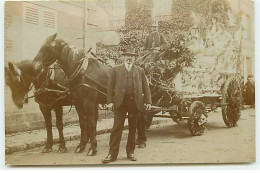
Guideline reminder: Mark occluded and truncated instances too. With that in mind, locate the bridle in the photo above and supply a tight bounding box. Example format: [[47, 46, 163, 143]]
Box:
[[37, 39, 109, 97], [37, 39, 67, 70], [16, 67, 46, 103], [17, 40, 65, 102], [6, 70, 33, 104]]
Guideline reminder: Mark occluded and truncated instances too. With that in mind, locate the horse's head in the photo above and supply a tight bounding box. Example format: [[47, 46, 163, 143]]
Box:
[[33, 33, 66, 70], [5, 62, 30, 108]]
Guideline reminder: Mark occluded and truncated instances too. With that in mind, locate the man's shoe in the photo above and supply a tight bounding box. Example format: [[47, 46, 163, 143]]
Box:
[[127, 153, 137, 161], [102, 154, 116, 164], [138, 143, 146, 148]]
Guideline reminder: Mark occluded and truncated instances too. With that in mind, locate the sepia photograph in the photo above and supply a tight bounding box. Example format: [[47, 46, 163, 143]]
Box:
[[3, 0, 255, 166]]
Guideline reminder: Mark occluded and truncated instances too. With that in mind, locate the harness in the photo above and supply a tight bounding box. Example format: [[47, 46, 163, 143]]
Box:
[[65, 52, 108, 97], [20, 76, 33, 103], [25, 66, 71, 109], [40, 40, 109, 99], [20, 69, 44, 103]]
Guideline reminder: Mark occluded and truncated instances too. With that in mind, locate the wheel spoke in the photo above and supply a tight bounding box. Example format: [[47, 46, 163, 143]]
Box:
[[188, 101, 206, 136], [222, 77, 242, 127]]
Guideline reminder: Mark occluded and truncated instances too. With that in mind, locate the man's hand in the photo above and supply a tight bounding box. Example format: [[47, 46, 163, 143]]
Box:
[[145, 104, 152, 111], [107, 103, 114, 111]]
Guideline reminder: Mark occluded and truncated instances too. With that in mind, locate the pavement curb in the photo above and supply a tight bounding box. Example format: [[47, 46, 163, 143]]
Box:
[[5, 119, 169, 154]]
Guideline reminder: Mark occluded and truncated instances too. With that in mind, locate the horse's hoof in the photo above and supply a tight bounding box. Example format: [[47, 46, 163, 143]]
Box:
[[41, 148, 52, 153], [75, 146, 85, 153], [57, 146, 67, 153], [87, 149, 97, 156]]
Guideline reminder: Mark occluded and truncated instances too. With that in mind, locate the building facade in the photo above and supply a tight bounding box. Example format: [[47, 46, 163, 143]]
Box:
[[238, 0, 255, 80], [4, 0, 254, 133], [4, 0, 117, 133]]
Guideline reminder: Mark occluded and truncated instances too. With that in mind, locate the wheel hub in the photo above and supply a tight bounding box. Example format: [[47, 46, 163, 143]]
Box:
[[198, 114, 207, 126]]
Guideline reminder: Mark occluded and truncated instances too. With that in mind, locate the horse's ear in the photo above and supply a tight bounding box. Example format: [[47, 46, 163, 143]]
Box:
[[52, 33, 57, 40], [8, 62, 21, 75], [48, 33, 57, 42], [8, 62, 14, 70]]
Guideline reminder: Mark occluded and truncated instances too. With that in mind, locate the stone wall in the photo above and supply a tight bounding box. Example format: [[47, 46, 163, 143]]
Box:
[[5, 107, 111, 134]]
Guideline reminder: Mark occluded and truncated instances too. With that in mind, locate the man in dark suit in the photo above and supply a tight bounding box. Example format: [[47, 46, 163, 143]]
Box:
[[102, 48, 152, 163], [140, 20, 169, 66], [144, 20, 166, 51], [133, 21, 167, 148]]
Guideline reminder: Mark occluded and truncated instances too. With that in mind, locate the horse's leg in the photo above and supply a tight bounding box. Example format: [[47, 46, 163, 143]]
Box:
[[87, 103, 98, 156], [74, 102, 88, 153], [84, 102, 98, 152], [85, 97, 98, 156], [55, 106, 67, 153], [95, 103, 98, 131], [40, 106, 53, 153]]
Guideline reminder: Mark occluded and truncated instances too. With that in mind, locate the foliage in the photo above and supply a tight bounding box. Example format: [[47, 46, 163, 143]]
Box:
[[117, 28, 147, 52], [96, 43, 119, 61], [97, 0, 153, 61], [164, 34, 194, 67], [95, 0, 243, 107], [125, 0, 153, 30], [168, 0, 230, 40], [118, 0, 153, 52]]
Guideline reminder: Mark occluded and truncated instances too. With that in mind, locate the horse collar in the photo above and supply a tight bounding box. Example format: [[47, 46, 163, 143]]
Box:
[[66, 55, 89, 85]]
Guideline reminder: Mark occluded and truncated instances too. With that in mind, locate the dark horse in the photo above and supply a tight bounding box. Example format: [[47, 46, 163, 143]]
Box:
[[33, 33, 110, 155], [5, 60, 72, 153]]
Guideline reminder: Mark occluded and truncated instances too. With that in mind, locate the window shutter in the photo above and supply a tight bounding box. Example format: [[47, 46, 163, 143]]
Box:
[[43, 11, 56, 28], [25, 6, 39, 25]]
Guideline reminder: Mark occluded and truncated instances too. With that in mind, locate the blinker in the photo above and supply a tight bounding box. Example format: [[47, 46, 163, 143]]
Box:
[[51, 41, 56, 47]]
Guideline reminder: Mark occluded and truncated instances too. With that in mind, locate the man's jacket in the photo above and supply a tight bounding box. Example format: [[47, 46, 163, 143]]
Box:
[[107, 64, 152, 112], [144, 33, 166, 50]]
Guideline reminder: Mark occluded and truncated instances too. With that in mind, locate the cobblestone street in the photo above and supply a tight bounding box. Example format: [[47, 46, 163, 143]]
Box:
[[5, 108, 255, 165]]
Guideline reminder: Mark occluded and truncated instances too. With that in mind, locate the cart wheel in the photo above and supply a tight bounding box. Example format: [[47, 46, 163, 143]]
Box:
[[188, 101, 207, 136], [222, 76, 242, 127], [146, 112, 154, 129]]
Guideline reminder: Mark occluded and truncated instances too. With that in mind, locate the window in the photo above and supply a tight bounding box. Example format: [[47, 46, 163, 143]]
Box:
[[5, 39, 13, 52], [25, 6, 39, 25], [23, 2, 57, 29], [68, 16, 74, 27], [43, 11, 55, 28], [22, 2, 57, 60], [5, 14, 12, 28]]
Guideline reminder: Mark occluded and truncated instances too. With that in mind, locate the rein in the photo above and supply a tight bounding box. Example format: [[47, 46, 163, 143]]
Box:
[[20, 70, 43, 102], [20, 68, 43, 88], [66, 55, 108, 96], [24, 66, 69, 103], [22, 41, 66, 100], [136, 50, 154, 66], [45, 41, 108, 96]]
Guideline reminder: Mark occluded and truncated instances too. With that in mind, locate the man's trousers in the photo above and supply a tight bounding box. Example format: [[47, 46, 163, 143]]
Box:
[[108, 95, 141, 158]]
